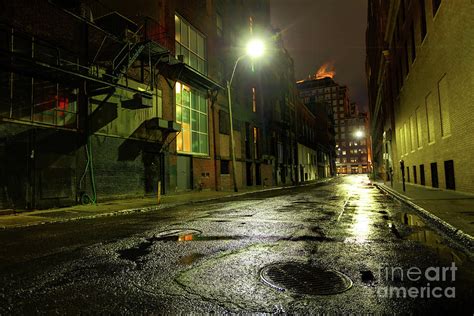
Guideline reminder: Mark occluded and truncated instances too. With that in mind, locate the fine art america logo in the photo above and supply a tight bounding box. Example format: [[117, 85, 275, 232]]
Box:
[[377, 263, 457, 298]]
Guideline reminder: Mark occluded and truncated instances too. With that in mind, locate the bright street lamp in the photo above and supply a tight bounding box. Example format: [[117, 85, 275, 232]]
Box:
[[246, 39, 265, 58], [354, 130, 365, 139], [227, 38, 265, 192]]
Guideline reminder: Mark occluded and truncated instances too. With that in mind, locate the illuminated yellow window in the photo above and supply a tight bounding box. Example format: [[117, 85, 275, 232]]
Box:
[[252, 87, 257, 112], [175, 82, 208, 155]]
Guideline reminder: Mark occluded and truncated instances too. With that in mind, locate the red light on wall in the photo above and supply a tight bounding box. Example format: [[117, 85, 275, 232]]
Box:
[[58, 97, 68, 110]]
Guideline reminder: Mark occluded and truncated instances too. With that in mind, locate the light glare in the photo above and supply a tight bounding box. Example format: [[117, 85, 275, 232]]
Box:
[[354, 130, 365, 139], [246, 39, 264, 58]]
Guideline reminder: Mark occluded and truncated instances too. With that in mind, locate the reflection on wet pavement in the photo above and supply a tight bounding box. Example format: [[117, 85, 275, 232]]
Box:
[[179, 253, 206, 265], [2, 174, 474, 314]]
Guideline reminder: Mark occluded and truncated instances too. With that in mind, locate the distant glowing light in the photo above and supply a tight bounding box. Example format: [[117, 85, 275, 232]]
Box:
[[354, 130, 365, 139]]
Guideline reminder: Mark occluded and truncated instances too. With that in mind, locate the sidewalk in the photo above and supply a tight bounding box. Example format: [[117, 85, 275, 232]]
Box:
[[374, 181, 474, 250], [0, 179, 332, 229]]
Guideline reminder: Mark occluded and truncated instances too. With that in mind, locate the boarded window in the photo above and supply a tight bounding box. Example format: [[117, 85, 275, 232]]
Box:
[[425, 92, 435, 143], [438, 75, 451, 136], [219, 110, 230, 135]]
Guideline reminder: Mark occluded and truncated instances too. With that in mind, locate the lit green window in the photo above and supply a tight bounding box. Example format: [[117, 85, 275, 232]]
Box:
[[175, 14, 207, 74], [176, 82, 208, 155]]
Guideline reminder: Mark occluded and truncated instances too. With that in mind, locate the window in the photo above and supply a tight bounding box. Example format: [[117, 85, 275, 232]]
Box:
[[438, 74, 451, 136], [404, 122, 410, 153], [220, 160, 230, 174], [432, 0, 441, 16], [252, 87, 257, 112], [219, 110, 230, 135], [157, 89, 163, 118], [410, 115, 417, 151], [410, 23, 416, 62], [416, 106, 423, 148], [175, 15, 206, 74], [10, 75, 78, 129], [425, 92, 435, 143], [400, 0, 406, 22], [420, 0, 427, 40], [399, 127, 404, 156], [253, 127, 258, 159], [216, 12, 223, 37], [404, 41, 410, 76], [176, 82, 208, 155]]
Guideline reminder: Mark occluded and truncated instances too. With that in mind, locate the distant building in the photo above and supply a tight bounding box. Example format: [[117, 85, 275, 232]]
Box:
[[366, 0, 474, 193], [297, 77, 368, 174]]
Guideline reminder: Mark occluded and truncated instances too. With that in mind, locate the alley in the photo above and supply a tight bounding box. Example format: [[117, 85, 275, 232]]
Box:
[[1, 175, 473, 314]]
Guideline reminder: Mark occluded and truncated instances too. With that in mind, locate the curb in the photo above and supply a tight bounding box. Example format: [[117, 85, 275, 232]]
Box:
[[374, 183, 474, 253], [0, 178, 335, 230]]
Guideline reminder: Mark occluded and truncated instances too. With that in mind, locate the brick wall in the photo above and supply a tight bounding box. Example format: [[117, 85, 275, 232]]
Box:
[[392, 0, 474, 194]]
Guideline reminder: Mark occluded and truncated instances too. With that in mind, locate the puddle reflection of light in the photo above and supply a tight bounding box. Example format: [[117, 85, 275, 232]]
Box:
[[178, 234, 194, 241], [346, 185, 375, 244]]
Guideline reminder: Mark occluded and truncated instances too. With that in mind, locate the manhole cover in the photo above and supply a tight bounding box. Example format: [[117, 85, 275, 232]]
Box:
[[260, 262, 352, 295]]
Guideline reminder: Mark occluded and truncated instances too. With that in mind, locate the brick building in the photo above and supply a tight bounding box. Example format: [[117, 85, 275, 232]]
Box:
[[297, 77, 367, 174], [366, 0, 474, 193], [0, 0, 329, 210]]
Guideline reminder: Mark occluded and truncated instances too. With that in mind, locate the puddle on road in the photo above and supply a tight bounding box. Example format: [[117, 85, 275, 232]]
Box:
[[282, 235, 335, 242], [118, 229, 243, 263], [179, 253, 206, 265], [118, 241, 153, 262], [400, 213, 472, 267], [387, 222, 402, 239]]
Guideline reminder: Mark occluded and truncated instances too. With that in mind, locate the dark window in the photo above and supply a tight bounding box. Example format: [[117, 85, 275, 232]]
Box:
[[444, 160, 455, 190], [431, 162, 439, 188], [420, 0, 427, 40], [407, 166, 410, 182], [413, 166, 417, 184], [432, 0, 441, 16], [220, 160, 230, 174], [420, 164, 425, 185], [410, 23, 416, 62], [401, 0, 406, 22], [219, 110, 230, 135], [404, 41, 410, 76]]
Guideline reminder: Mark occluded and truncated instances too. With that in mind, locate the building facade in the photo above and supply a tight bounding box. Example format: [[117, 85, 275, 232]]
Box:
[[0, 0, 331, 211], [366, 0, 474, 193], [297, 77, 367, 175]]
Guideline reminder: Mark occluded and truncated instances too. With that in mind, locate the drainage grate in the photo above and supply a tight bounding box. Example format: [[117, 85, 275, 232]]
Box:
[[260, 262, 352, 295]]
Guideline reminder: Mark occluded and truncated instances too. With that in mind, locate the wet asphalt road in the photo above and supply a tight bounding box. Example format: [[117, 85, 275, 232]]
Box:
[[1, 175, 474, 314]]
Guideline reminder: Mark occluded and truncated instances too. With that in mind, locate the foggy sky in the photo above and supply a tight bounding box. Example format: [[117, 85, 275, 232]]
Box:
[[270, 0, 368, 109]]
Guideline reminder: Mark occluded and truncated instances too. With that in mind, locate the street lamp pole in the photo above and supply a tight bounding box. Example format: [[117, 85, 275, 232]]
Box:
[[226, 39, 264, 193], [227, 55, 245, 193]]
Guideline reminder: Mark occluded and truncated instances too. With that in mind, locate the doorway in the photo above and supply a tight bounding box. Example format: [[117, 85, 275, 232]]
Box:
[[177, 155, 192, 191], [444, 160, 455, 190], [431, 162, 438, 188]]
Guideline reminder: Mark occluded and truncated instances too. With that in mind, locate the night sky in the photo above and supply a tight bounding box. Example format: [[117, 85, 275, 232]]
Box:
[[270, 0, 368, 110]]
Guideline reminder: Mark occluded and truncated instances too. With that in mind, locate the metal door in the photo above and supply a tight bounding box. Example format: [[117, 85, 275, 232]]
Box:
[[177, 155, 192, 190]]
